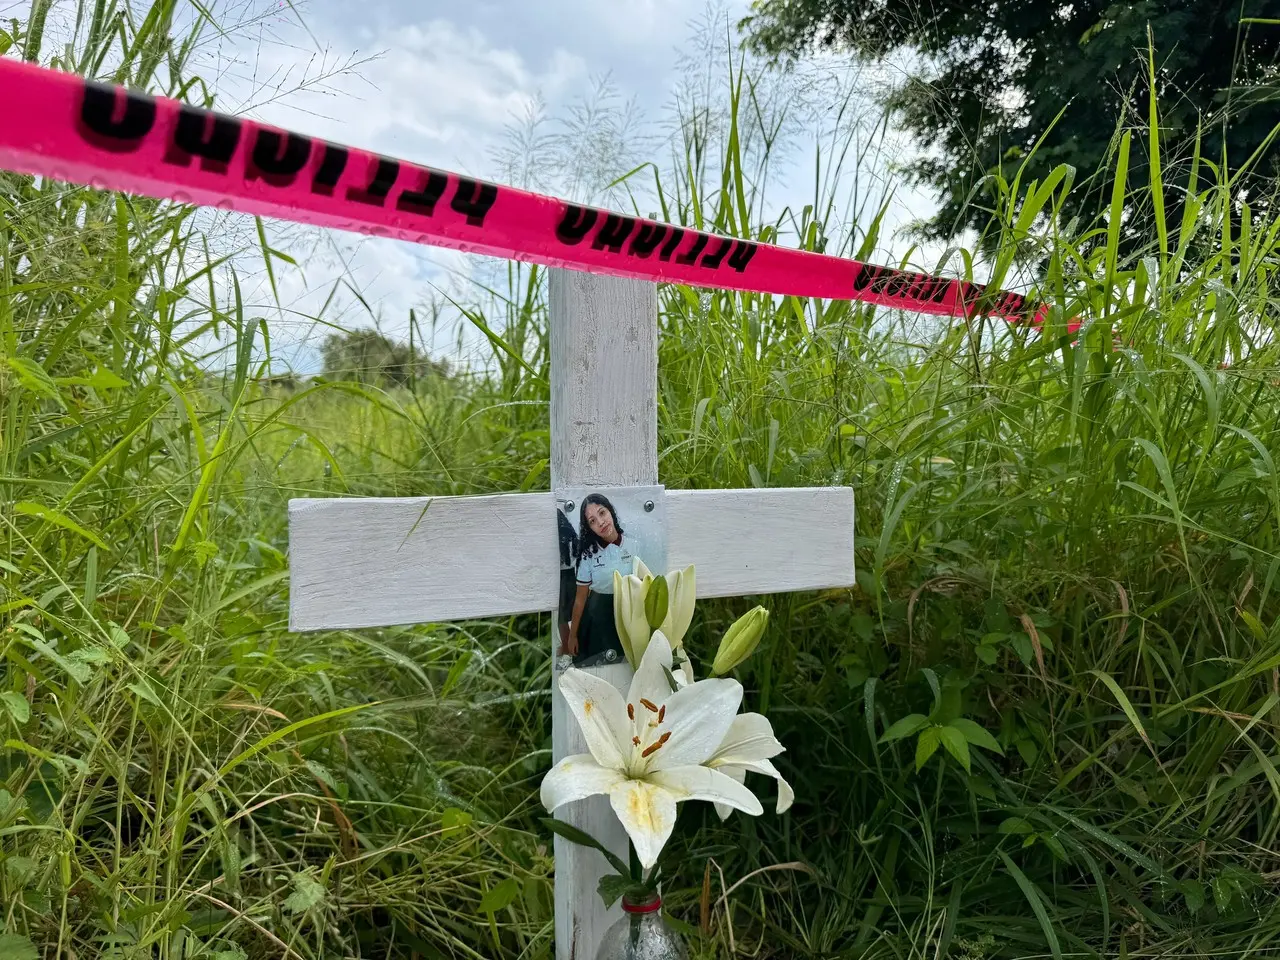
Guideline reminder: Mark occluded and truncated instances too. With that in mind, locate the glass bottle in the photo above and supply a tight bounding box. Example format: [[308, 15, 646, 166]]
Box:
[[595, 893, 688, 960]]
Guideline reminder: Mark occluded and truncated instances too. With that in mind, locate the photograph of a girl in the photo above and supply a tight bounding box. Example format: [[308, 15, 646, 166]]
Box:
[[556, 490, 664, 668]]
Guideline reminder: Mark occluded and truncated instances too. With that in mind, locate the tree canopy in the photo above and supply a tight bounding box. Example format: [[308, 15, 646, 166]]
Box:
[[743, 0, 1280, 241], [321, 329, 448, 387]]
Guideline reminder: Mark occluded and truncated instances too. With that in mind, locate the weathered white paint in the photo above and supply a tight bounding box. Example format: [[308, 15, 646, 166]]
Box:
[[288, 487, 855, 631], [549, 271, 656, 958], [288, 493, 555, 632]]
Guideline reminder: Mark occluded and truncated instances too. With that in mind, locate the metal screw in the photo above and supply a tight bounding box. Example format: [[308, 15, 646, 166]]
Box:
[[644, 500, 655, 512], [564, 500, 575, 512]]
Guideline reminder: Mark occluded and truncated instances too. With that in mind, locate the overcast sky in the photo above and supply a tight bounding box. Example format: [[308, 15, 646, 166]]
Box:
[[12, 0, 943, 370]]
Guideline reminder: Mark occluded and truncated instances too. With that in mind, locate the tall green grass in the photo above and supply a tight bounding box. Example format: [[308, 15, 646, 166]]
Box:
[[6, 2, 1280, 958]]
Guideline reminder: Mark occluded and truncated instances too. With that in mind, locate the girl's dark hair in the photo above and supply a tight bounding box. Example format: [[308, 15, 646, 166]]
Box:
[[557, 509, 579, 567], [578, 493, 623, 558]]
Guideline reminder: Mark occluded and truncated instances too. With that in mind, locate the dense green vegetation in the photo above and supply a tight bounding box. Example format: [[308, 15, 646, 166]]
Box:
[[5, 2, 1280, 958]]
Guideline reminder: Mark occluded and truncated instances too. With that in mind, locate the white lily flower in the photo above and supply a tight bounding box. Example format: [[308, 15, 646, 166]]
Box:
[[541, 634, 763, 867], [706, 712, 795, 820]]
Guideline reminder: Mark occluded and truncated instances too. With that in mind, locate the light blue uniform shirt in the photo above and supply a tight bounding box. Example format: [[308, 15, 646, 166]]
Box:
[[576, 538, 637, 593]]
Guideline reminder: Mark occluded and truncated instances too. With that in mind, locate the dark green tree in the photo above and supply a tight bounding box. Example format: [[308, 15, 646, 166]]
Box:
[[743, 0, 1280, 241], [320, 329, 448, 387]]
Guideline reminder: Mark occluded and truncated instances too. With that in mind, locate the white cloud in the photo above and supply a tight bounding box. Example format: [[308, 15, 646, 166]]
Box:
[[216, 16, 586, 171], [179, 5, 593, 369]]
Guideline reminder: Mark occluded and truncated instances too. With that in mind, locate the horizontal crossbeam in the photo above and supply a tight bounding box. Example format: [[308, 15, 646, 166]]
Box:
[[288, 487, 855, 631]]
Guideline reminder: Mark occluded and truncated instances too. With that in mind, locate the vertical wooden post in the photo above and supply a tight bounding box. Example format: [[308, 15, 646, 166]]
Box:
[[549, 270, 658, 959]]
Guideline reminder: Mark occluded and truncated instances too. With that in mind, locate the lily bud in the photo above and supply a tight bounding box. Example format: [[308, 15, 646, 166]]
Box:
[[659, 565, 695, 647], [613, 570, 650, 667], [711, 606, 769, 675]]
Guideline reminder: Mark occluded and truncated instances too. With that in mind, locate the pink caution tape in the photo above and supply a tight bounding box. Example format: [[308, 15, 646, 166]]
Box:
[[0, 59, 1069, 328]]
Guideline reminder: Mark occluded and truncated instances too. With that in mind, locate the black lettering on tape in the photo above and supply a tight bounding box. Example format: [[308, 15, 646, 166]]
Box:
[[451, 178, 498, 226], [165, 105, 241, 172], [346, 156, 400, 206], [592, 215, 635, 253], [870, 271, 896, 296], [726, 241, 757, 273], [246, 129, 313, 186], [904, 273, 927, 300], [700, 237, 735, 268], [884, 273, 909, 298], [932, 279, 953, 304], [396, 166, 448, 217], [312, 143, 348, 196], [852, 266, 880, 292], [658, 228, 686, 261], [77, 81, 156, 151], [628, 223, 667, 258], [557, 205, 598, 244], [676, 233, 710, 265]]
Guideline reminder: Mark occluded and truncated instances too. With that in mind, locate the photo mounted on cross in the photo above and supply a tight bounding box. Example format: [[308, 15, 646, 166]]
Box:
[[555, 486, 666, 672]]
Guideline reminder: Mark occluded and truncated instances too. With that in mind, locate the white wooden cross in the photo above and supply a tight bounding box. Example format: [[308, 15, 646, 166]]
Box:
[[288, 271, 854, 959]]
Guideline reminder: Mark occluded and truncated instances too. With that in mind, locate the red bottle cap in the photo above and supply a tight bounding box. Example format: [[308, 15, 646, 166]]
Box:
[[622, 895, 662, 914]]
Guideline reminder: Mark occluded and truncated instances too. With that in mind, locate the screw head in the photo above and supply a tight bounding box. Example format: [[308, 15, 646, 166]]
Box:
[[644, 500, 655, 512], [564, 500, 575, 513]]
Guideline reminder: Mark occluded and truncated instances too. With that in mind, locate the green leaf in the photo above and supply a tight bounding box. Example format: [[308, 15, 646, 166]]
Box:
[[998, 851, 1063, 960], [69, 646, 111, 667], [13, 502, 108, 550], [880, 713, 928, 743], [998, 816, 1036, 835], [479, 877, 521, 914], [1089, 669, 1153, 751], [541, 817, 630, 878], [128, 680, 163, 706], [1042, 834, 1069, 862], [915, 726, 942, 770], [939, 726, 970, 771], [283, 872, 326, 913], [1212, 875, 1234, 913], [3, 856, 37, 886], [0, 934, 38, 960], [6, 356, 62, 401], [1, 692, 30, 725], [441, 807, 473, 834], [644, 575, 669, 631], [441, 650, 473, 698], [597, 873, 648, 909], [949, 718, 1004, 754], [1182, 880, 1205, 914]]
